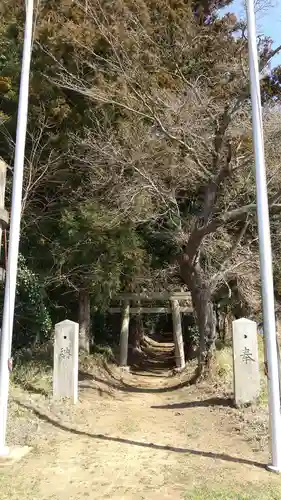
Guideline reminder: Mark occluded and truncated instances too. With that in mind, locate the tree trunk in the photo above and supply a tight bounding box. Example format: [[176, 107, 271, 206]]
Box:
[[215, 307, 226, 343], [180, 259, 217, 378], [78, 289, 91, 353], [129, 301, 144, 349], [225, 307, 233, 343], [171, 299, 185, 369], [196, 297, 217, 376], [120, 300, 130, 366]]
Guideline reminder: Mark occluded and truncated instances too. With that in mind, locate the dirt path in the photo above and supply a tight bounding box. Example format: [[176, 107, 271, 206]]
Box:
[[1, 336, 281, 499], [1, 360, 281, 500]]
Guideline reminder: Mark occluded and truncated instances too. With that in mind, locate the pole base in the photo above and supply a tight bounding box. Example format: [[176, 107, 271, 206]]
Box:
[[0, 446, 9, 457], [120, 366, 130, 373], [0, 446, 31, 463], [266, 464, 281, 474]]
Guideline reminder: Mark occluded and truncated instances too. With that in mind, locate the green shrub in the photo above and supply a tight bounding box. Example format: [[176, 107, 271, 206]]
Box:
[[0, 254, 52, 350]]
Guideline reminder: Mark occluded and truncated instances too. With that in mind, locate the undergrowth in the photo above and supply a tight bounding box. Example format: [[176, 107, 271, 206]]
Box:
[[10, 342, 115, 398]]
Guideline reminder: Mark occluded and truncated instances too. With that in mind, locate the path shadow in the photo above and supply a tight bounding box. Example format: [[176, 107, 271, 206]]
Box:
[[131, 372, 169, 378], [79, 384, 114, 397], [151, 397, 234, 409], [15, 400, 264, 471], [78, 371, 197, 394], [78, 371, 94, 381], [97, 358, 200, 390], [17, 383, 49, 398]]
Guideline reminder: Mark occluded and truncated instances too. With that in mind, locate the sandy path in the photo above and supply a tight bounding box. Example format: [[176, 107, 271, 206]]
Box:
[[1, 365, 280, 500]]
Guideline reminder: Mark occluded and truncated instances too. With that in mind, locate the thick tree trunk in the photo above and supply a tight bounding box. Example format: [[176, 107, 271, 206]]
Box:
[[78, 289, 91, 353], [215, 305, 232, 345], [196, 297, 217, 376], [135, 300, 144, 348], [171, 299, 185, 369], [216, 308, 225, 343], [129, 301, 144, 349], [180, 259, 217, 378], [225, 308, 233, 343], [120, 300, 130, 366]]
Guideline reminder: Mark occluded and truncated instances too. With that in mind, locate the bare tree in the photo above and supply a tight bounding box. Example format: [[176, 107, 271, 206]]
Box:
[[37, 0, 281, 375]]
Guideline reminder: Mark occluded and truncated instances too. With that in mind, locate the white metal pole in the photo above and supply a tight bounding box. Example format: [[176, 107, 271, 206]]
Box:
[[246, 0, 281, 473], [0, 0, 34, 455]]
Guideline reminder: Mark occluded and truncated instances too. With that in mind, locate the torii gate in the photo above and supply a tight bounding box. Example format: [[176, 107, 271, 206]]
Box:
[[109, 292, 193, 370]]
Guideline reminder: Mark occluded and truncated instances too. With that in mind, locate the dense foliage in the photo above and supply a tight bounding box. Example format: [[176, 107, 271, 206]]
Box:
[[0, 255, 52, 349], [0, 0, 281, 373]]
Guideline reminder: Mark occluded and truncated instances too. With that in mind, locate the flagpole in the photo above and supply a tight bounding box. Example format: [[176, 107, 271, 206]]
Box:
[[0, 0, 34, 455], [246, 0, 281, 472]]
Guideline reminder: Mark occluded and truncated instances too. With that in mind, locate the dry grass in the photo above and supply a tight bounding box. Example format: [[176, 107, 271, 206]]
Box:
[[186, 485, 281, 499], [11, 360, 52, 397], [216, 345, 233, 381], [10, 345, 115, 399], [215, 335, 270, 453], [0, 472, 39, 500]]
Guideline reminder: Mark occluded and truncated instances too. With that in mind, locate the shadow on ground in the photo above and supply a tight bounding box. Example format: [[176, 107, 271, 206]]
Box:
[[78, 370, 197, 394], [15, 400, 264, 471], [151, 397, 234, 409], [131, 371, 168, 378], [16, 383, 49, 398]]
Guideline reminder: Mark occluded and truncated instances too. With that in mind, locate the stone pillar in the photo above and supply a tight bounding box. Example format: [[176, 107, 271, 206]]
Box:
[[232, 318, 260, 406], [53, 320, 79, 404], [171, 299, 185, 369], [119, 300, 130, 368]]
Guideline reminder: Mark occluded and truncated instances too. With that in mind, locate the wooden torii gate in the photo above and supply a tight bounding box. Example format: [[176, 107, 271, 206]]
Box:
[[109, 292, 192, 370]]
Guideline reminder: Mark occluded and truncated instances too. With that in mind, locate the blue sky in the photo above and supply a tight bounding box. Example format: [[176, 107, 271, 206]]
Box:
[[221, 0, 281, 67]]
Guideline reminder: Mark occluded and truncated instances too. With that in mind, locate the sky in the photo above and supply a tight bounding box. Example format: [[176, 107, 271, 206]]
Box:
[[221, 0, 281, 67]]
